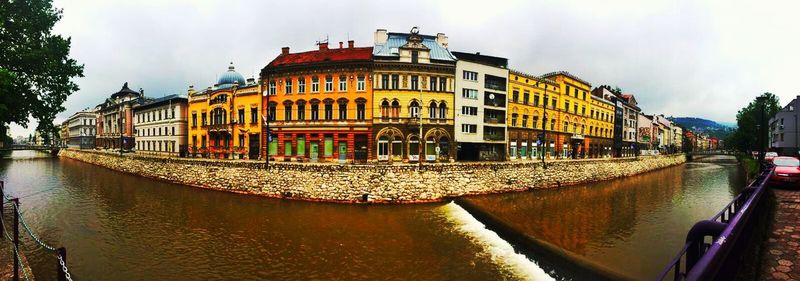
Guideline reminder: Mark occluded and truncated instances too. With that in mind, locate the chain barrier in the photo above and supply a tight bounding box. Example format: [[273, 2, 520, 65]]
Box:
[[58, 254, 73, 281], [0, 211, 31, 281], [1, 195, 75, 280]]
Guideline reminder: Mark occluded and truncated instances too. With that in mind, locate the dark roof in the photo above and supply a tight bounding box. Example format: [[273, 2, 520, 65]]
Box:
[[452, 51, 508, 68], [111, 82, 141, 99], [135, 95, 187, 110], [541, 71, 592, 87], [267, 47, 373, 68]]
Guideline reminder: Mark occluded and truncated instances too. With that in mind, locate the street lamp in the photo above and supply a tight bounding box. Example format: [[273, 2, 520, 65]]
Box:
[[539, 81, 548, 170], [262, 83, 270, 171]]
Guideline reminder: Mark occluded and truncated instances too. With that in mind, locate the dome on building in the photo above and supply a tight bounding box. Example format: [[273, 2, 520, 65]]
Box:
[[216, 62, 246, 89]]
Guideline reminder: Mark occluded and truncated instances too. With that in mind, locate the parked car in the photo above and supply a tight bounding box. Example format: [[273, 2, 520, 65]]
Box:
[[765, 152, 779, 163], [769, 156, 800, 188]]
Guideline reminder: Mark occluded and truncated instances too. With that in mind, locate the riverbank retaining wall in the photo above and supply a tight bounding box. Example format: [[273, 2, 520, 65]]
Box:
[[59, 149, 686, 203]]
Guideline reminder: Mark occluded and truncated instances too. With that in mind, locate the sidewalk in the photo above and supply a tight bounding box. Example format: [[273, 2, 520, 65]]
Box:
[[761, 189, 800, 280]]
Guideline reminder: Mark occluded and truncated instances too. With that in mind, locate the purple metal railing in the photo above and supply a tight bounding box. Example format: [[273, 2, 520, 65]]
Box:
[[656, 167, 774, 281]]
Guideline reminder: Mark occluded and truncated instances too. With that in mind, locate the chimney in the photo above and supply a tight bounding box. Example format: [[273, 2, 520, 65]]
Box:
[[374, 29, 388, 45], [435, 33, 448, 48], [348, 40, 354, 48], [319, 42, 328, 50], [281, 47, 290, 55], [339, 41, 343, 48]]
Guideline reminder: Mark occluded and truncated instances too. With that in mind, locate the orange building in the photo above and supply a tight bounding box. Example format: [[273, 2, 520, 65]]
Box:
[[260, 40, 373, 163]]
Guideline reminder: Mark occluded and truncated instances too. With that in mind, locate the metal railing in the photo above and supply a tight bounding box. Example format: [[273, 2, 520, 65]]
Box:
[[656, 166, 773, 281], [0, 181, 75, 281]]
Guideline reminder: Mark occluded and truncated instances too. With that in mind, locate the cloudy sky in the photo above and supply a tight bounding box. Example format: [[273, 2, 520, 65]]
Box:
[[10, 0, 800, 137]]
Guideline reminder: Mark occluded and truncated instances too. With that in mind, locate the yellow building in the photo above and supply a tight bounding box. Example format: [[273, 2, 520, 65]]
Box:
[[507, 70, 562, 160], [187, 63, 262, 159], [541, 71, 612, 158], [371, 28, 457, 163]]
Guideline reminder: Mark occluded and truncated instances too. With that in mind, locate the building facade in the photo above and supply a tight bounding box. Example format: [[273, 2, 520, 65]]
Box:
[[66, 111, 96, 149], [637, 114, 654, 151], [60, 121, 69, 147], [371, 28, 456, 163], [593, 85, 640, 157], [260, 40, 373, 163], [769, 96, 800, 156], [133, 95, 189, 156], [507, 71, 561, 160], [95, 83, 150, 150], [452, 51, 508, 161], [187, 64, 262, 159]]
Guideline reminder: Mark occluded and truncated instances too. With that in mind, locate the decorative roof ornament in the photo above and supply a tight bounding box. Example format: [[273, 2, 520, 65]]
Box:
[[410, 26, 419, 35]]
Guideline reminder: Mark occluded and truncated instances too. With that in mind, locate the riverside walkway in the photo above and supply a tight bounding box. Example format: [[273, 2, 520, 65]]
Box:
[[761, 189, 800, 281]]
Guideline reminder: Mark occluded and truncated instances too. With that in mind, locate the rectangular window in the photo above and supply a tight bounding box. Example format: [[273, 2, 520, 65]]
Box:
[[381, 74, 389, 89], [192, 114, 197, 127], [574, 104, 578, 113], [463, 71, 478, 81], [565, 101, 570, 112], [462, 88, 478, 99], [430, 77, 438, 91], [297, 104, 305, 121], [461, 106, 478, 116], [285, 79, 292, 94], [511, 114, 518, 127], [522, 115, 528, 127], [324, 103, 333, 120], [439, 77, 446, 92], [512, 90, 519, 103], [269, 81, 276, 95], [391, 74, 399, 89], [566, 85, 571, 97], [284, 105, 292, 121], [325, 76, 333, 92], [534, 94, 540, 106], [523, 91, 530, 104], [238, 109, 244, 124], [201, 113, 207, 125], [251, 108, 257, 124], [312, 77, 320, 92], [461, 124, 477, 133], [357, 76, 365, 91], [339, 75, 347, 92], [411, 75, 419, 90], [338, 102, 347, 120], [411, 50, 419, 63], [298, 77, 306, 93], [484, 75, 506, 91]]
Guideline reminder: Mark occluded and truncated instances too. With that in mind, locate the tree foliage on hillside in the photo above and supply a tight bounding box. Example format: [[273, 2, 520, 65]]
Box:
[[725, 93, 781, 152], [0, 0, 84, 140]]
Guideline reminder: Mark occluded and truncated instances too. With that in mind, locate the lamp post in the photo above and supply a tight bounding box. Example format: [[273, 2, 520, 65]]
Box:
[[418, 86, 423, 169], [262, 80, 270, 171], [539, 82, 548, 169], [756, 96, 767, 164]]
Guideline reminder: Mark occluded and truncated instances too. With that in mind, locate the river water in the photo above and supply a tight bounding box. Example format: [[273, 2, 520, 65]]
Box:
[[0, 151, 741, 280]]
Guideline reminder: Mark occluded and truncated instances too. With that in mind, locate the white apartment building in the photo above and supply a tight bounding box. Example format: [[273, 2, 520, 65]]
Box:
[[452, 51, 509, 161], [66, 111, 97, 149], [133, 95, 188, 156]]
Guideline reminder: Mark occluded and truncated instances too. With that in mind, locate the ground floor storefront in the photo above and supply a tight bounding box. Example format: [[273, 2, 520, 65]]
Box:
[[372, 124, 454, 163], [508, 128, 614, 160], [189, 131, 261, 160], [95, 136, 135, 150], [456, 142, 506, 161], [265, 127, 371, 163], [69, 136, 95, 149]]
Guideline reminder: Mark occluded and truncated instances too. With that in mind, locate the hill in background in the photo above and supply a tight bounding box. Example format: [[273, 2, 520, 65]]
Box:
[[669, 117, 735, 139]]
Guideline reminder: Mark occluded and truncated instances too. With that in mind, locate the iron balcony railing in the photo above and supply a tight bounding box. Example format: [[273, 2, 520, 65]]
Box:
[[656, 166, 774, 281]]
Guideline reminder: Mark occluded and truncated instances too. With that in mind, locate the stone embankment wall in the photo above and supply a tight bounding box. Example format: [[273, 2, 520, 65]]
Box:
[[59, 149, 686, 203]]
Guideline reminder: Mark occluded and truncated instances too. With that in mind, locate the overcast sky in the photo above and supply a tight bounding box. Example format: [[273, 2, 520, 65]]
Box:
[[10, 0, 800, 137]]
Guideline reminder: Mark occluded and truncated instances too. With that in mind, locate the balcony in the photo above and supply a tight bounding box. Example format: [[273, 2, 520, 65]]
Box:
[[483, 117, 506, 124], [207, 123, 231, 132], [483, 133, 506, 141]]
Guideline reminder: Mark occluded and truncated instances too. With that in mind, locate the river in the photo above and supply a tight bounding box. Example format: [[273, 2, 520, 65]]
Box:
[[0, 151, 741, 280]]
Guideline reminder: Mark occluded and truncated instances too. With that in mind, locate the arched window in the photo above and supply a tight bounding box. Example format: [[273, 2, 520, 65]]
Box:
[[438, 103, 447, 119], [391, 100, 400, 119], [310, 99, 320, 121], [267, 102, 277, 121], [296, 100, 306, 121], [283, 100, 293, 121], [428, 101, 437, 119], [381, 100, 390, 119], [324, 99, 334, 120], [409, 100, 420, 118], [355, 98, 367, 121], [337, 99, 348, 120]]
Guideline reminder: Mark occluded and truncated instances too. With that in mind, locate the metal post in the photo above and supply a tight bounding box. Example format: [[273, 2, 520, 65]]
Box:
[[419, 87, 423, 169], [542, 83, 548, 169], [12, 198, 19, 281], [0, 181, 3, 236], [57, 247, 67, 281]]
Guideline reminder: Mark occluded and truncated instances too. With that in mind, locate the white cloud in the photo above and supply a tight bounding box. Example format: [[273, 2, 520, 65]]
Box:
[[11, 0, 800, 136]]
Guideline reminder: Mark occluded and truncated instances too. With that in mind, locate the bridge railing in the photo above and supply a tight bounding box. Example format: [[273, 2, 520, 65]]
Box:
[[656, 166, 773, 281]]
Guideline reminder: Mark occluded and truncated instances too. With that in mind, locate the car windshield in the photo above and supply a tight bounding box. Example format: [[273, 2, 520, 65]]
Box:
[[773, 157, 800, 167]]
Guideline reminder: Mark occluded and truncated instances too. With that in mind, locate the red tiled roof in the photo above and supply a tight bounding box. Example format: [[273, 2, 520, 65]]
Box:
[[268, 47, 373, 67]]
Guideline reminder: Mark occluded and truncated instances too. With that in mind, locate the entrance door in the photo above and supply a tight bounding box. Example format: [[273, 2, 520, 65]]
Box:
[[354, 135, 368, 163], [310, 142, 319, 162], [338, 141, 347, 162], [377, 137, 389, 161], [249, 134, 259, 159]]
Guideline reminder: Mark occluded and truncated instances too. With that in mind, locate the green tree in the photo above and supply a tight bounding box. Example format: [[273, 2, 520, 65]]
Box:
[[725, 93, 781, 152], [0, 0, 84, 140]]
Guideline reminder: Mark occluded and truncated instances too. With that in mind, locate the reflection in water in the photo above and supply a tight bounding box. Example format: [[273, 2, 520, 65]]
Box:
[[468, 156, 744, 280], [1, 151, 544, 280]]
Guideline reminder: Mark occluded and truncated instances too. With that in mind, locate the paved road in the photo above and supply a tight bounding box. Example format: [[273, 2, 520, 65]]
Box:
[[761, 189, 800, 281]]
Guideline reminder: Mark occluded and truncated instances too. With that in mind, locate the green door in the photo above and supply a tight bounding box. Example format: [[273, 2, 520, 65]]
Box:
[[310, 142, 319, 161], [339, 141, 347, 161]]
